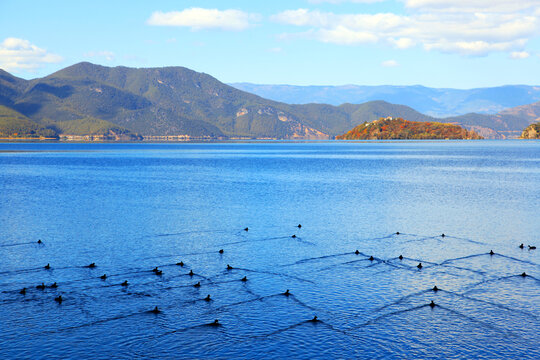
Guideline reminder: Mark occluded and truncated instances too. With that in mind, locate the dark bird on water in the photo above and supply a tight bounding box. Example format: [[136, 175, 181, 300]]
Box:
[[121, 280, 129, 286], [189, 270, 194, 276], [176, 261, 184, 266], [100, 274, 107, 280], [355, 250, 360, 255], [20, 288, 26, 295], [283, 289, 290, 296], [519, 243, 524, 249], [219, 249, 224, 254], [50, 282, 57, 288], [194, 281, 201, 288], [37, 240, 42, 244], [44, 263, 50, 270], [227, 264, 233, 270], [241, 276, 247, 282], [521, 272, 527, 277], [297, 224, 302, 228], [54, 295, 62, 303], [244, 227, 249, 232], [398, 255, 403, 260], [209, 319, 220, 327], [441, 234, 445, 237], [86, 263, 96, 268], [417, 263, 423, 269], [308, 316, 319, 322], [36, 283, 45, 290], [429, 300, 436, 308], [155, 270, 163, 276], [152, 267, 159, 273], [396, 232, 400, 235], [150, 306, 161, 314], [291, 235, 296, 238], [529, 245, 537, 250], [369, 256, 374, 261], [204, 294, 211, 302], [489, 250, 495, 255], [432, 286, 439, 292]]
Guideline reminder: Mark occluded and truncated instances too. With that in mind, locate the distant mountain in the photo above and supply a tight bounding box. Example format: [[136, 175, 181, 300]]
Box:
[[336, 117, 482, 140], [0, 62, 538, 139], [230, 83, 540, 118]]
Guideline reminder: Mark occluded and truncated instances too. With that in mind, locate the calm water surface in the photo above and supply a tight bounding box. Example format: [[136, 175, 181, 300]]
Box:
[[0, 141, 539, 359]]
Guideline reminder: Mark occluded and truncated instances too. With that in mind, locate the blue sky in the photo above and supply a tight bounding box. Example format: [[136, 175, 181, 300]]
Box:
[[1, 0, 540, 88]]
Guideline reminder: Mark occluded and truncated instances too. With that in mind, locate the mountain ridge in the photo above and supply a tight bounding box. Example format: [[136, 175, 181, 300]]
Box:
[[0, 62, 538, 140]]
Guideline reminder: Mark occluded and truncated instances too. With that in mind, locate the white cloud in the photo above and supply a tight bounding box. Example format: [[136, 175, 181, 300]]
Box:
[[147, 8, 258, 31], [381, 60, 399, 67], [0, 38, 62, 71], [272, 6, 540, 56], [510, 51, 530, 59], [84, 51, 115, 61], [404, 0, 540, 13]]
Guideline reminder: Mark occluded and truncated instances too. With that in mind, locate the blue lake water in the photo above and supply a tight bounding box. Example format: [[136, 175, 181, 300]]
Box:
[[0, 140, 539, 359]]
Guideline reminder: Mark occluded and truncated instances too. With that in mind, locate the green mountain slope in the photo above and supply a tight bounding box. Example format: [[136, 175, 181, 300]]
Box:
[[0, 62, 538, 139]]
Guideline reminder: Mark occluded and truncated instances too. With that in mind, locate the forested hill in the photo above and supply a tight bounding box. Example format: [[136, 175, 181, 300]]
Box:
[[0, 62, 536, 139], [336, 118, 482, 140]]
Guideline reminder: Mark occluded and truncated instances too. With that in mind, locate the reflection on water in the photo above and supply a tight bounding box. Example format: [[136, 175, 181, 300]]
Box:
[[0, 141, 539, 359]]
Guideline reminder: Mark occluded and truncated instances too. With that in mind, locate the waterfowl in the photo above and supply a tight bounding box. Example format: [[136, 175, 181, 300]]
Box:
[[521, 272, 527, 277], [489, 250, 494, 255], [417, 263, 423, 269], [441, 233, 445, 238], [227, 264, 233, 270], [308, 316, 319, 322], [209, 319, 220, 326], [244, 227, 249, 232], [152, 267, 159, 273], [395, 232, 400, 235], [355, 250, 360, 255], [44, 263, 50, 270], [218, 249, 224, 254], [519, 243, 524, 249], [121, 280, 129, 286], [36, 283, 46, 290], [529, 245, 537, 250], [50, 282, 58, 288], [291, 235, 296, 238], [369, 256, 374, 261], [100, 274, 107, 280], [37, 239, 42, 244], [432, 286, 439, 292], [398, 255, 403, 260], [20, 288, 26, 295], [429, 300, 436, 308], [283, 289, 290, 296], [86, 263, 96, 268], [189, 270, 194, 276], [204, 294, 211, 302], [54, 295, 63, 303], [155, 270, 163, 276], [297, 224, 302, 228], [150, 306, 161, 314], [194, 281, 201, 288], [176, 261, 184, 266], [241, 276, 247, 282]]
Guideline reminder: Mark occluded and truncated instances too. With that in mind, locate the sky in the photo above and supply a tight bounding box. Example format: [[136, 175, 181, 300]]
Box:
[[1, 0, 540, 88]]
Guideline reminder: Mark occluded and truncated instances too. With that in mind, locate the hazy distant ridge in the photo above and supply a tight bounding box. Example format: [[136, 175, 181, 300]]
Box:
[[230, 83, 540, 118]]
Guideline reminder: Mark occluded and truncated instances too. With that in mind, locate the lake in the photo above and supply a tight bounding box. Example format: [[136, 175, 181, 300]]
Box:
[[0, 140, 539, 359]]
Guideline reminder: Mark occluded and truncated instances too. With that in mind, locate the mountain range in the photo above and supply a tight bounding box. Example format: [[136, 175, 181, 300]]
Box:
[[1, 62, 539, 140], [230, 83, 540, 118]]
